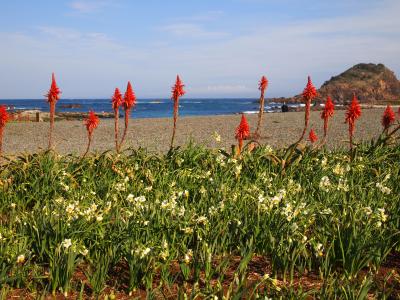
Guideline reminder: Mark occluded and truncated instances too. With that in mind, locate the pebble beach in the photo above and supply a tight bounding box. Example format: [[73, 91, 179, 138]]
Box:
[[2, 108, 387, 155]]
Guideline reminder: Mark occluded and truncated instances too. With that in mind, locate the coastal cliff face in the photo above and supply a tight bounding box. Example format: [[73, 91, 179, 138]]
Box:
[[318, 63, 400, 103], [284, 63, 400, 104]]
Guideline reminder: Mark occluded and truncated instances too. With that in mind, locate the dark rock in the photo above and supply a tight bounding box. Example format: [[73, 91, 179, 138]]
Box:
[[59, 104, 82, 109]]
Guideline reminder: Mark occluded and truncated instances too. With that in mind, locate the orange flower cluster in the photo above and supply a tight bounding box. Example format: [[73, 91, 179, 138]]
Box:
[[171, 75, 185, 101], [0, 106, 8, 127], [258, 76, 268, 98], [235, 114, 250, 153], [308, 129, 318, 143], [381, 105, 396, 130], [170, 75, 186, 148], [298, 76, 318, 143], [82, 111, 100, 157], [302, 76, 317, 101], [123, 81, 136, 110], [46, 73, 61, 103], [45, 73, 62, 149], [112, 88, 123, 110], [321, 96, 335, 120], [345, 94, 362, 135], [235, 114, 250, 141], [0, 105, 8, 155], [345, 94, 362, 148], [85, 111, 99, 135], [321, 96, 335, 138]]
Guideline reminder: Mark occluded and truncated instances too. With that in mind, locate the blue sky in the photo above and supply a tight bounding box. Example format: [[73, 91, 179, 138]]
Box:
[[0, 0, 399, 98]]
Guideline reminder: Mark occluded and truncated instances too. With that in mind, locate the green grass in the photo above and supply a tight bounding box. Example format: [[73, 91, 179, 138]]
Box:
[[0, 142, 399, 299]]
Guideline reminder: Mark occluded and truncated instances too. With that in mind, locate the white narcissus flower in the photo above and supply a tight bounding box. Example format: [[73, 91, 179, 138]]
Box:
[[135, 196, 146, 203], [321, 157, 328, 167], [197, 216, 208, 225], [62, 239, 72, 250], [333, 163, 345, 176], [377, 208, 388, 222], [212, 131, 221, 143], [315, 243, 324, 257], [17, 254, 25, 264], [319, 176, 331, 191], [182, 227, 193, 234], [376, 182, 391, 195], [199, 186, 207, 194], [141, 248, 151, 259], [234, 165, 242, 176], [126, 194, 134, 202], [364, 206, 373, 216], [184, 249, 193, 264]]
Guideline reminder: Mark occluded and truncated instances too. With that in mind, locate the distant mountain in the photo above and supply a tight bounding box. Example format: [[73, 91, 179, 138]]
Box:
[[274, 63, 400, 104]]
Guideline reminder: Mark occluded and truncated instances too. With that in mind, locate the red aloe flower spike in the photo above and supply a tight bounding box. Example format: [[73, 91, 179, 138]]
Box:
[[112, 88, 123, 152], [255, 75, 269, 139], [235, 114, 250, 154], [345, 93, 362, 149], [298, 76, 317, 143], [381, 105, 396, 131], [112, 88, 123, 110], [46, 73, 61, 103], [308, 129, 318, 143], [302, 76, 317, 101], [172, 75, 185, 101], [83, 111, 99, 157], [170, 75, 186, 149], [119, 82, 136, 152], [384, 106, 400, 139], [45, 72, 61, 150], [0, 106, 8, 127], [258, 76, 268, 99], [320, 96, 335, 140], [0, 106, 9, 156], [123, 81, 136, 110], [383, 106, 400, 138], [85, 111, 99, 135]]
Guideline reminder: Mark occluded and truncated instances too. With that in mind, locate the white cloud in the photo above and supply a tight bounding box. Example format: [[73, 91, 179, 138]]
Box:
[[37, 26, 82, 40], [68, 1, 113, 14], [158, 23, 228, 39], [179, 10, 225, 22], [37, 26, 115, 45], [159, 10, 228, 40], [189, 84, 252, 95], [206, 84, 248, 92]]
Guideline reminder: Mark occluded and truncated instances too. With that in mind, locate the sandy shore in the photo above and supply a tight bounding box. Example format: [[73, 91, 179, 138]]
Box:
[[2, 108, 388, 155]]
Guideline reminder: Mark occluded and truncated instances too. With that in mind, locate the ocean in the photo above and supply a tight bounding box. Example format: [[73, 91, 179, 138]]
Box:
[[0, 98, 302, 118]]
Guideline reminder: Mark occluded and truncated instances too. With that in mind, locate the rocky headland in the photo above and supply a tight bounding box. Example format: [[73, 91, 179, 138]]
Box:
[[270, 63, 400, 104]]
